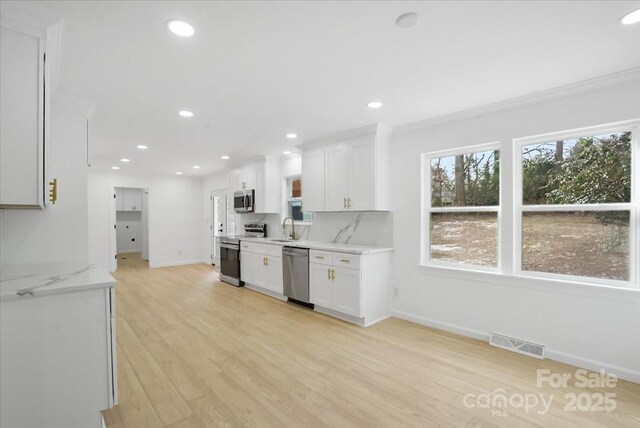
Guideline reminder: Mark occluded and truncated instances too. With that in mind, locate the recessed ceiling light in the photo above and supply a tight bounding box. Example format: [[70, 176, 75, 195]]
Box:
[[167, 20, 195, 37], [620, 8, 640, 25], [286, 133, 297, 139], [396, 12, 419, 29], [221, 155, 230, 160], [367, 101, 383, 109], [179, 110, 194, 117], [176, 171, 183, 175], [112, 166, 120, 170], [193, 165, 200, 169], [137, 145, 148, 150], [283, 151, 292, 155], [120, 158, 130, 163]]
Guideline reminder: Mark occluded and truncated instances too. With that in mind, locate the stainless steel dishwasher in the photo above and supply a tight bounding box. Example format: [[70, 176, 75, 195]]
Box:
[[282, 246, 311, 304]]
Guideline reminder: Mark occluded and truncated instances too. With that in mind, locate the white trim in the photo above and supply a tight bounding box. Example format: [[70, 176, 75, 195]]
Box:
[[513, 121, 639, 288], [390, 310, 640, 384], [421, 143, 502, 268], [149, 259, 209, 268], [521, 204, 631, 212]]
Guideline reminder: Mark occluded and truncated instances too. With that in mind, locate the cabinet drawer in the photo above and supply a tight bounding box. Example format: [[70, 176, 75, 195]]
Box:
[[254, 243, 283, 257], [333, 252, 360, 270], [240, 242, 255, 252], [310, 250, 332, 266]]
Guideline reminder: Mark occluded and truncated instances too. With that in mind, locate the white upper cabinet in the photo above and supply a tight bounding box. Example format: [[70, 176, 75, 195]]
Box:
[[325, 144, 349, 211], [115, 188, 142, 212], [301, 149, 325, 212], [229, 156, 281, 214], [0, 18, 47, 208], [298, 124, 392, 212]]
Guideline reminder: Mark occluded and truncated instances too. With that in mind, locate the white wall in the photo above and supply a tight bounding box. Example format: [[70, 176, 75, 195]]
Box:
[[1, 99, 89, 266], [390, 70, 640, 382], [88, 172, 204, 270], [116, 211, 142, 253]]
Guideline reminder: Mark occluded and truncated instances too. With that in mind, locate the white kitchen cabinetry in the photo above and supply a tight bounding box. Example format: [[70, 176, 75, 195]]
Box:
[[240, 241, 283, 295], [123, 188, 142, 211], [309, 249, 392, 326], [298, 123, 391, 212], [229, 156, 281, 213], [301, 149, 325, 212], [115, 188, 142, 211], [115, 188, 124, 211], [0, 265, 117, 428], [0, 17, 48, 209]]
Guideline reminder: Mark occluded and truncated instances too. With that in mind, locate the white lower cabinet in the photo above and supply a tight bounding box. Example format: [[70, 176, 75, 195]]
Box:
[[310, 249, 391, 326], [240, 242, 283, 295]]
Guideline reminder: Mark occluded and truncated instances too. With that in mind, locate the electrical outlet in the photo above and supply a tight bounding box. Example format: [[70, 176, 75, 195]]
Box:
[[393, 286, 399, 297]]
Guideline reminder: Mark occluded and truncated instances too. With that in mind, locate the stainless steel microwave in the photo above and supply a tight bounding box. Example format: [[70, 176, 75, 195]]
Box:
[[233, 189, 254, 213]]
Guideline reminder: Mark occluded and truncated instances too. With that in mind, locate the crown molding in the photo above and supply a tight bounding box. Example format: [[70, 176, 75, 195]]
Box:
[[395, 67, 640, 135]]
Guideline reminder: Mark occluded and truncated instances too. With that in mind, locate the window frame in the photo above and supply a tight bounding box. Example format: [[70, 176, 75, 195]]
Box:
[[513, 120, 639, 288], [285, 175, 312, 225], [421, 142, 503, 272]]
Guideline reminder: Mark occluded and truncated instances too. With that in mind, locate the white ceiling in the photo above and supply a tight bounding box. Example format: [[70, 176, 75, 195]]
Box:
[[4, 1, 640, 176]]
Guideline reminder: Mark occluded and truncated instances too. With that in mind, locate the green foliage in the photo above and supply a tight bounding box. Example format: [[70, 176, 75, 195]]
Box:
[[546, 133, 631, 205]]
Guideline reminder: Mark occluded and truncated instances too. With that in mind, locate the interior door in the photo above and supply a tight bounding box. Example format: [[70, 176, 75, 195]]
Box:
[[325, 144, 349, 211], [211, 190, 227, 264], [110, 189, 118, 272]]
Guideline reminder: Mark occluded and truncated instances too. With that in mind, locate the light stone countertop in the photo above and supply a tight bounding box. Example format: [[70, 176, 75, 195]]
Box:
[[239, 237, 394, 255], [0, 262, 115, 301]]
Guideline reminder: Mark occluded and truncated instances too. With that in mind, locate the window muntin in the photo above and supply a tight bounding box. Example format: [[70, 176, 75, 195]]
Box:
[[424, 145, 501, 269], [516, 125, 636, 286]]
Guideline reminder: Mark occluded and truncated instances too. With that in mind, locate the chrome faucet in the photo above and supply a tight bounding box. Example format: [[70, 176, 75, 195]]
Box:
[[282, 216, 296, 240]]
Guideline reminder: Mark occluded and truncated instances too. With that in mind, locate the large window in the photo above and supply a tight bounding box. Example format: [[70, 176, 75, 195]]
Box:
[[515, 124, 636, 285], [287, 176, 312, 223], [423, 144, 501, 269], [421, 120, 639, 289]]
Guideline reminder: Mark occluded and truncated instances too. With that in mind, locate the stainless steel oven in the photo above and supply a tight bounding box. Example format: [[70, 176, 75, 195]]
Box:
[[233, 189, 254, 213]]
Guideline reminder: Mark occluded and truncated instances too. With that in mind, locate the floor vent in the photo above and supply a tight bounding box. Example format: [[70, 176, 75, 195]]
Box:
[[489, 333, 545, 359]]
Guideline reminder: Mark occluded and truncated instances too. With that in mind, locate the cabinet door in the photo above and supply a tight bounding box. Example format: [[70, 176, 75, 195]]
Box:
[[0, 22, 46, 208], [325, 144, 349, 211], [240, 252, 254, 284], [254, 166, 265, 213], [309, 263, 332, 308], [301, 150, 325, 212], [347, 136, 376, 211], [333, 267, 361, 317], [265, 256, 283, 294], [241, 167, 255, 190], [115, 188, 124, 211], [123, 188, 142, 211], [251, 254, 267, 288], [228, 171, 241, 193]]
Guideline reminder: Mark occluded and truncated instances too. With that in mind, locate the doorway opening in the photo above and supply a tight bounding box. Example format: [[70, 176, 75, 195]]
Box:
[[210, 189, 228, 268], [112, 187, 149, 271]]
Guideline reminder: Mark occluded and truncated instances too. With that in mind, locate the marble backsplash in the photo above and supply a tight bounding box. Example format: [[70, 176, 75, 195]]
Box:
[[236, 211, 393, 247]]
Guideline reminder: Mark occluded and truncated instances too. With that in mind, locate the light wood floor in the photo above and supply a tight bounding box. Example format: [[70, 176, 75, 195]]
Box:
[[103, 254, 640, 427]]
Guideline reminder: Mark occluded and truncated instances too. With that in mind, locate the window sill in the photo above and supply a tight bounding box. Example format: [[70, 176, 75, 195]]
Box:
[[418, 263, 640, 302]]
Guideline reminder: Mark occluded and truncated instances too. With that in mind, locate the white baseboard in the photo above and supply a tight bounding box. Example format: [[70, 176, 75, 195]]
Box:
[[149, 259, 210, 268], [391, 310, 640, 384]]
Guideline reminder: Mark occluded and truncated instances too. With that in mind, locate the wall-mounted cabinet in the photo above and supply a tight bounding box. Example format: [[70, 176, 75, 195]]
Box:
[[115, 188, 142, 212], [300, 124, 391, 212], [0, 17, 48, 209], [228, 156, 281, 214]]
